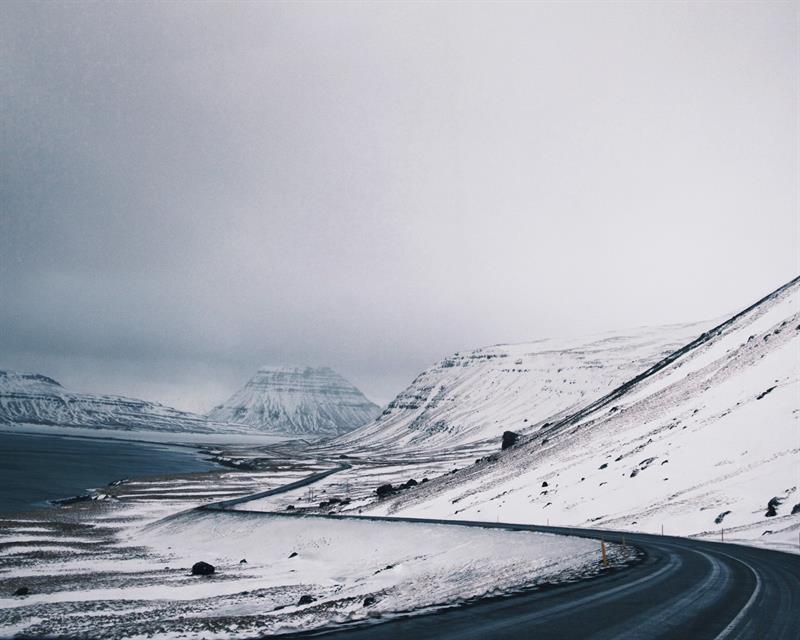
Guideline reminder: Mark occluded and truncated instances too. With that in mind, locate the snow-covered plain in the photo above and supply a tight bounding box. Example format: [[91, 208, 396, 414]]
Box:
[[0, 503, 615, 638]]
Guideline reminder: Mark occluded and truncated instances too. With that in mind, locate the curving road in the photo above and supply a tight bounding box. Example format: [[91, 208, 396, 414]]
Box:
[[203, 466, 800, 639]]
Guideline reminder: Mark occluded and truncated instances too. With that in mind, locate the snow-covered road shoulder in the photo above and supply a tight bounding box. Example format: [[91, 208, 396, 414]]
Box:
[[0, 510, 620, 639]]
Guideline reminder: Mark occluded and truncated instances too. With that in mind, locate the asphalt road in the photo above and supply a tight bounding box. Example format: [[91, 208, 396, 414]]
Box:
[[205, 466, 800, 639]]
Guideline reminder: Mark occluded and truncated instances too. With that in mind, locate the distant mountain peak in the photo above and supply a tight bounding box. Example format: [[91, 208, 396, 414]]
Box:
[[207, 366, 380, 438], [0, 370, 63, 390], [0, 369, 231, 433]]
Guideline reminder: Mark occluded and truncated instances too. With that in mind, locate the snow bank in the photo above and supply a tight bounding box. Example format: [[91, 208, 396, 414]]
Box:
[[0, 511, 610, 639]]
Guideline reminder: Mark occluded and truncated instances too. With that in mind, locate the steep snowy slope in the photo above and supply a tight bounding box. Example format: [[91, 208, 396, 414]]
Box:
[[0, 370, 225, 433], [374, 276, 800, 550], [335, 322, 711, 451], [207, 366, 380, 438]]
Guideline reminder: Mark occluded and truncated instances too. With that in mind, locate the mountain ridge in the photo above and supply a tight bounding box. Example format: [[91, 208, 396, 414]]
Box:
[[0, 369, 228, 433]]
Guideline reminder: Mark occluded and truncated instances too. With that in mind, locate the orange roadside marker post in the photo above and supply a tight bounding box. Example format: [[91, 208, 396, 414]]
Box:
[[601, 541, 608, 567]]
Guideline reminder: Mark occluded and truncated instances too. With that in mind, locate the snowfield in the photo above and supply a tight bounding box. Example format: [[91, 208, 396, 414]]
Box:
[[0, 509, 614, 639], [332, 321, 711, 451], [369, 277, 800, 552]]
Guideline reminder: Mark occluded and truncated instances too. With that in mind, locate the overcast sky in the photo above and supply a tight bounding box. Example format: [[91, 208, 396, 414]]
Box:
[[1, 1, 797, 412]]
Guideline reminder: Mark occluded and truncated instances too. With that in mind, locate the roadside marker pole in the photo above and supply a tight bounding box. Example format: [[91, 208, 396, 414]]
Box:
[[601, 541, 608, 567], [661, 524, 664, 536], [721, 528, 724, 542]]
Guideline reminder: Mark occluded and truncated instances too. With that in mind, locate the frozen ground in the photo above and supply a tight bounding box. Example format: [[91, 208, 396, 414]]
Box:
[[0, 496, 617, 638]]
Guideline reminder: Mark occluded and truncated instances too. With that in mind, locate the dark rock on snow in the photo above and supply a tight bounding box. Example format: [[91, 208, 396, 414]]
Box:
[[501, 431, 519, 450], [765, 497, 782, 517], [376, 484, 395, 498], [714, 511, 732, 524], [363, 596, 377, 607], [289, 552, 298, 558], [191, 561, 215, 576], [297, 594, 316, 605], [13, 587, 29, 596]]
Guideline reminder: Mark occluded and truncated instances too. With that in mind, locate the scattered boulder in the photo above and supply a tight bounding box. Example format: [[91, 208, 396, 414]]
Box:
[[501, 431, 519, 450], [239, 559, 248, 564], [286, 505, 295, 511], [376, 484, 395, 498], [13, 587, 29, 596], [297, 594, 316, 606], [421, 478, 429, 483], [402, 479, 418, 489], [714, 511, 732, 525], [191, 561, 215, 576], [289, 552, 298, 558], [541, 481, 548, 487], [599, 463, 608, 470], [363, 596, 377, 607], [766, 497, 783, 517], [792, 503, 800, 515], [756, 386, 777, 400]]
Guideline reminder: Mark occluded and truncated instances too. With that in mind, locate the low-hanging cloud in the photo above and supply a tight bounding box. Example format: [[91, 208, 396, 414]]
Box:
[[1, 1, 796, 411]]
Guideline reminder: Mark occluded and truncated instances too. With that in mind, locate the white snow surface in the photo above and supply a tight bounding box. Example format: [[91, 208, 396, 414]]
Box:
[[207, 366, 381, 438], [0, 509, 610, 639], [334, 322, 711, 451], [369, 277, 800, 551]]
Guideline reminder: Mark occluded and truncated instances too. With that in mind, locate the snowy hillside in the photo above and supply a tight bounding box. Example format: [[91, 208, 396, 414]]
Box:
[[207, 366, 380, 438], [372, 276, 800, 550], [0, 370, 223, 433], [335, 322, 711, 451]]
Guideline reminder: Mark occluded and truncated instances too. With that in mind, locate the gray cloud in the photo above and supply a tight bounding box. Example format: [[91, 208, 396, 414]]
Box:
[[1, 1, 797, 411]]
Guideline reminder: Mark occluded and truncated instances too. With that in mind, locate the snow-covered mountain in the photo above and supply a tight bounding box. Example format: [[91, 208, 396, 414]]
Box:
[[0, 370, 223, 433], [335, 321, 712, 452], [372, 276, 800, 550], [207, 366, 380, 437]]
